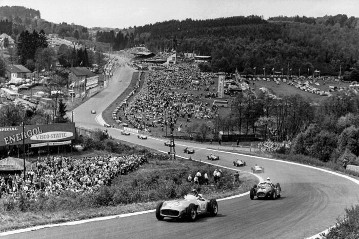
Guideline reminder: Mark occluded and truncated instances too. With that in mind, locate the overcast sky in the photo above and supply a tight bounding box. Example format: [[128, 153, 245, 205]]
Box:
[[1, 0, 359, 29]]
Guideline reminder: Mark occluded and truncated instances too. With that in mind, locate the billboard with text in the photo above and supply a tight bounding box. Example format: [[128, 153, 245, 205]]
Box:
[[0, 123, 75, 147]]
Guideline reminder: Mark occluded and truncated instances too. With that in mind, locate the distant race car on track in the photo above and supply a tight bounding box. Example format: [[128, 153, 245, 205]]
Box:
[[250, 181, 281, 200], [156, 189, 218, 221], [207, 154, 219, 161], [137, 135, 147, 139], [91, 110, 96, 114], [251, 165, 264, 173], [121, 131, 130, 135], [233, 159, 246, 167], [184, 147, 195, 154], [164, 141, 174, 147]]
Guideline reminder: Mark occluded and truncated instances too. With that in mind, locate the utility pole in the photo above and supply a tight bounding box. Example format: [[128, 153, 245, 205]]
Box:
[[169, 117, 176, 160], [22, 122, 26, 180]]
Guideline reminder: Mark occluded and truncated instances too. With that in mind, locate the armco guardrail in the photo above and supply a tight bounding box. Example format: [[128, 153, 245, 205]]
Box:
[[346, 165, 359, 173]]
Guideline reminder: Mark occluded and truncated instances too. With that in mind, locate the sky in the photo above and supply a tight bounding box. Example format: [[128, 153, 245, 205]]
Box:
[[1, 0, 359, 29]]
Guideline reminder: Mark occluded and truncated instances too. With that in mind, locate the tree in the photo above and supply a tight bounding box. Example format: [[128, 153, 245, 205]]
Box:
[[35, 47, 56, 71], [56, 99, 68, 123], [0, 58, 6, 77], [74, 30, 80, 40], [337, 126, 359, 156], [309, 130, 337, 162], [198, 123, 211, 141]]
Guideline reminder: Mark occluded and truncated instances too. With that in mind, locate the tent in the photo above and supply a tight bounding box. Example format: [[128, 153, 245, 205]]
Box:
[[0, 157, 31, 173]]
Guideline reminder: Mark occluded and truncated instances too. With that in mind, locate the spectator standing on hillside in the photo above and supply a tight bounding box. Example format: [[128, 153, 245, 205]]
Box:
[[213, 169, 219, 183], [187, 174, 193, 182], [233, 171, 240, 185], [217, 169, 222, 182], [193, 175, 199, 184], [203, 172, 209, 185], [195, 170, 202, 184]]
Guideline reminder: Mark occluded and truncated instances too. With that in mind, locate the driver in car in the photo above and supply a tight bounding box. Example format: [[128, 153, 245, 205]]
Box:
[[190, 189, 204, 200]]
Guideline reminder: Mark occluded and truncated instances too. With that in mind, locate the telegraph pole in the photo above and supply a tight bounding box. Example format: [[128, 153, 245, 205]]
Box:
[[169, 117, 176, 160], [22, 122, 26, 180]]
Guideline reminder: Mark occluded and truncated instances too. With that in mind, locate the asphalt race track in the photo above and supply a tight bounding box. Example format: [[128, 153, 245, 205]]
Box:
[[5, 63, 359, 239]]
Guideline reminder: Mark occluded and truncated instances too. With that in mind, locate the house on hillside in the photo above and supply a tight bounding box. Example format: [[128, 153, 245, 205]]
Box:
[[5, 64, 31, 81], [69, 67, 99, 98]]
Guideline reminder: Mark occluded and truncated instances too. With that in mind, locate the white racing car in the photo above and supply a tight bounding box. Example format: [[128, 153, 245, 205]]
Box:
[[156, 189, 218, 221], [251, 165, 264, 173], [137, 134, 147, 139]]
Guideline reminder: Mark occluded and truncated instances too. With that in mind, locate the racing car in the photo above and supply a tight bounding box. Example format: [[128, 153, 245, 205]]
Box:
[[233, 159, 246, 167], [137, 134, 147, 139], [156, 189, 218, 221], [164, 141, 174, 147], [207, 154, 219, 161], [251, 165, 264, 173], [250, 181, 281, 200], [121, 131, 130, 135], [184, 147, 195, 154]]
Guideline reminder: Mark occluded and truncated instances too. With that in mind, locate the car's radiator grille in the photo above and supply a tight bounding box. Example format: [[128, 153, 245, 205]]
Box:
[[257, 192, 266, 197], [161, 209, 179, 217]]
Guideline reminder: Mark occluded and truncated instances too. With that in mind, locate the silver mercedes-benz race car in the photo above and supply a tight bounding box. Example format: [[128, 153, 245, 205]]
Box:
[[137, 134, 147, 139], [207, 154, 219, 160], [233, 159, 246, 167], [250, 181, 281, 200], [156, 191, 218, 221]]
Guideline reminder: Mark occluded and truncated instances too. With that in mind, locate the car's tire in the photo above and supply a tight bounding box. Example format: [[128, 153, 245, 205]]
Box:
[[156, 202, 164, 221], [244, 162, 246, 166], [250, 188, 256, 200], [208, 199, 218, 216], [187, 203, 197, 221], [233, 161, 236, 166]]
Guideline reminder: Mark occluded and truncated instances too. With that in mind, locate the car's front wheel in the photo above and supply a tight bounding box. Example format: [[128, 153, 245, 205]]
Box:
[[208, 199, 218, 216], [187, 203, 197, 221], [156, 202, 164, 221]]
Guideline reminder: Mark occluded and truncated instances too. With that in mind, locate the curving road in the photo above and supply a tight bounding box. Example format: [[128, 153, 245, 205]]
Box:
[[5, 63, 359, 239]]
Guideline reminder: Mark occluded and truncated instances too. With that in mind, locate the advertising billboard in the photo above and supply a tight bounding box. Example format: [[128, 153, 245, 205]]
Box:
[[218, 74, 225, 98], [0, 123, 75, 147]]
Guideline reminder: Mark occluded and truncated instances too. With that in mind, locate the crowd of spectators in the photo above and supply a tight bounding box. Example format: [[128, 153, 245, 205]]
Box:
[[122, 63, 220, 131], [187, 169, 222, 185], [0, 154, 147, 200]]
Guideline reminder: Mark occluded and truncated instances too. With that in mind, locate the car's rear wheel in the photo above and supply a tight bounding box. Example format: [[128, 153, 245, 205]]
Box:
[[276, 183, 281, 198], [156, 202, 164, 221], [187, 203, 197, 221], [208, 199, 218, 216]]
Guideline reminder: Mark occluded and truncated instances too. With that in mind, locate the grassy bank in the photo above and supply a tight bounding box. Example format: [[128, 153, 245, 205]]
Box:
[[0, 152, 257, 232]]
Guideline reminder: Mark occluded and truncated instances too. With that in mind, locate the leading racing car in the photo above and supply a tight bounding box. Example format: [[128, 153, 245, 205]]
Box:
[[250, 181, 281, 200], [156, 189, 218, 221]]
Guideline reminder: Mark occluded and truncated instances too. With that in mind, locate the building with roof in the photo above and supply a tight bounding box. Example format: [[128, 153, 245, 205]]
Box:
[[5, 64, 31, 81], [69, 67, 99, 98]]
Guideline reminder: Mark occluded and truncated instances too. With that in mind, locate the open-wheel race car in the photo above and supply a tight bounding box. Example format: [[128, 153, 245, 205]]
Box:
[[137, 134, 147, 140], [164, 141, 174, 147], [156, 189, 218, 221], [207, 154, 219, 161], [121, 131, 130, 135], [251, 165, 264, 173], [250, 181, 281, 200], [233, 159, 246, 167], [184, 147, 195, 154]]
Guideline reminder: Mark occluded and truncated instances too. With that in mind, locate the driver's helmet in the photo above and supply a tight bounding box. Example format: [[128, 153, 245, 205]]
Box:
[[190, 189, 198, 196], [266, 177, 271, 181]]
